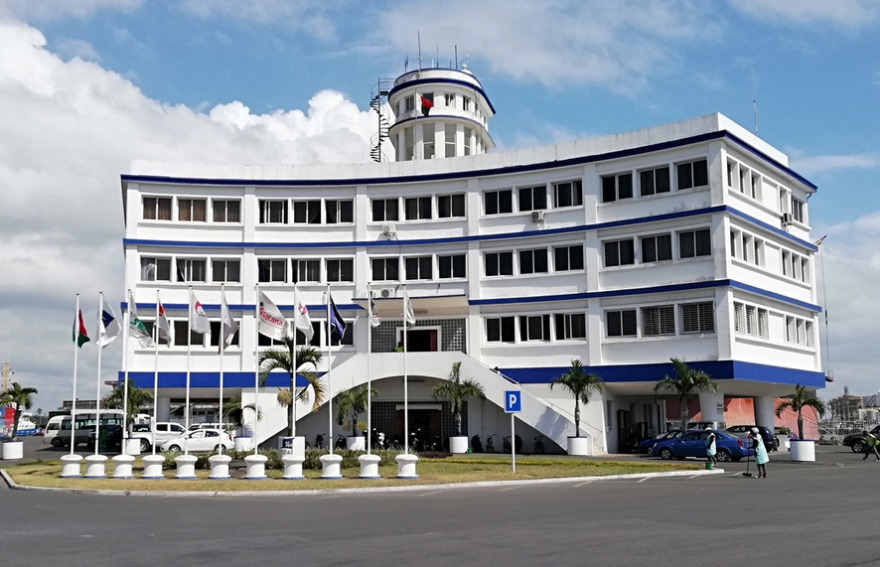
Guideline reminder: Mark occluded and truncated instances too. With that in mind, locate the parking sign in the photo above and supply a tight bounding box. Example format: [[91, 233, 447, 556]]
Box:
[[504, 390, 522, 413]]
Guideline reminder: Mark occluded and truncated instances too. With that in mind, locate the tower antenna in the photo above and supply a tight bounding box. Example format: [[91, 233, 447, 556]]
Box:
[[417, 31, 422, 70], [753, 100, 759, 137]]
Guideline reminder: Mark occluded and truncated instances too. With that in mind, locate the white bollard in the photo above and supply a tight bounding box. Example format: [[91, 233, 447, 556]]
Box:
[[60, 454, 83, 478], [244, 454, 268, 480], [2, 440, 24, 460], [208, 454, 232, 480], [358, 454, 381, 479], [84, 455, 108, 478], [124, 438, 142, 456], [320, 453, 343, 479], [281, 454, 305, 480], [141, 455, 165, 479], [112, 454, 135, 479], [175, 454, 197, 480], [395, 453, 419, 479]]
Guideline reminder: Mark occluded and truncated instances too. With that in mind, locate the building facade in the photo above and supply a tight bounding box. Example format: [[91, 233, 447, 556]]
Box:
[[119, 67, 824, 454]]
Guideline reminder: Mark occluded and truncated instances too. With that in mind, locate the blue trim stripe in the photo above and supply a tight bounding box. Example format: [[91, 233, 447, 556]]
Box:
[[387, 76, 497, 114], [125, 371, 323, 389]]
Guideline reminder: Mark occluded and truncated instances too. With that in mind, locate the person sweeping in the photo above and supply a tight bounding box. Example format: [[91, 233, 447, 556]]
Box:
[[705, 427, 718, 466], [750, 427, 770, 478]]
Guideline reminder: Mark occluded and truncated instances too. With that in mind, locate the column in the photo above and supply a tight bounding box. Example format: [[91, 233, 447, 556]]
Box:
[[754, 396, 776, 429], [698, 391, 725, 424]]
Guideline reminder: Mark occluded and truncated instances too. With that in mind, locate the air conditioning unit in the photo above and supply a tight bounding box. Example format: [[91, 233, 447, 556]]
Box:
[[530, 210, 545, 222], [382, 223, 396, 236], [380, 288, 395, 298], [781, 212, 793, 226]]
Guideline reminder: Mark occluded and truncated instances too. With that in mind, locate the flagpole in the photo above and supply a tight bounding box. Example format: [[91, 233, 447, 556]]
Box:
[[403, 285, 409, 455], [94, 292, 104, 456], [121, 291, 131, 453], [326, 284, 333, 456], [185, 286, 192, 456], [122, 292, 131, 446], [253, 284, 259, 457], [219, 284, 225, 456], [366, 284, 373, 455], [70, 294, 81, 456], [291, 284, 299, 440], [153, 291, 160, 455]]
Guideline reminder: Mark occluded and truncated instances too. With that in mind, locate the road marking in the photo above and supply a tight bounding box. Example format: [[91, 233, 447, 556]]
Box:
[[574, 481, 593, 487], [417, 490, 446, 497], [637, 477, 651, 483]]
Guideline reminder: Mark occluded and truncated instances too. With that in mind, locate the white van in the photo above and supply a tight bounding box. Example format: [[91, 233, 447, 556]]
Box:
[[44, 410, 125, 447]]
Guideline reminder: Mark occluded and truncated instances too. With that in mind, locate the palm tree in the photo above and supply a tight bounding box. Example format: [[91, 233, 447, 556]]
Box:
[[223, 394, 260, 435], [335, 385, 378, 437], [259, 336, 323, 437], [550, 359, 604, 437], [103, 380, 153, 433], [1, 382, 38, 441], [775, 384, 826, 440], [653, 358, 717, 431], [432, 361, 485, 437]]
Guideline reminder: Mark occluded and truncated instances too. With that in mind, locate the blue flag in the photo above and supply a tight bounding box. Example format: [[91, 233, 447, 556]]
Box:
[[328, 293, 346, 345]]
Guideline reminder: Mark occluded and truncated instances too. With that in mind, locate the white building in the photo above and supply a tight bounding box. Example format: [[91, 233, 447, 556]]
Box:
[[119, 66, 824, 454]]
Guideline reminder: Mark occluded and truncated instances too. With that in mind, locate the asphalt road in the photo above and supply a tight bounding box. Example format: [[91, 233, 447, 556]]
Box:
[[1, 440, 876, 567]]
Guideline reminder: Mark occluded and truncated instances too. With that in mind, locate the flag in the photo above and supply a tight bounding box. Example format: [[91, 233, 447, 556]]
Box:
[[219, 289, 238, 349], [368, 292, 381, 328], [128, 295, 155, 348], [814, 235, 827, 246], [420, 95, 433, 116], [156, 298, 173, 343], [189, 292, 211, 336], [403, 290, 415, 329], [294, 296, 314, 342], [97, 304, 121, 348], [73, 309, 90, 348], [258, 290, 287, 341], [328, 293, 346, 345]]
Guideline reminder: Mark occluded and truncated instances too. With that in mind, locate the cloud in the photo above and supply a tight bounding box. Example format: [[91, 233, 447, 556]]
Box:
[[791, 153, 880, 175], [0, 18, 376, 411], [731, 0, 880, 29], [179, 0, 341, 41], [53, 38, 101, 62], [0, 0, 142, 21]]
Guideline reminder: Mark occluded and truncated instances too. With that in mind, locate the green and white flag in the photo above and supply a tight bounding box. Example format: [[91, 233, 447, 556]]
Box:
[[129, 293, 155, 348]]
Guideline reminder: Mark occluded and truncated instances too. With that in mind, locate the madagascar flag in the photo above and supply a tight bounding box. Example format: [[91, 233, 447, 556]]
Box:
[[73, 309, 90, 348], [420, 95, 433, 116]]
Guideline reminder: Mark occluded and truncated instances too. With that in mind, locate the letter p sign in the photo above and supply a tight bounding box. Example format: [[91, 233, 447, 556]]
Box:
[[504, 390, 522, 413]]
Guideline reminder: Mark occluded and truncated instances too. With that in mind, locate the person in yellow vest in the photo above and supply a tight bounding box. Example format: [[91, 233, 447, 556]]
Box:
[[861, 430, 880, 462]]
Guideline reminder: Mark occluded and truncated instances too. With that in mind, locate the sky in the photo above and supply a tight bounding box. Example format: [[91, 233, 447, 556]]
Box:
[[0, 0, 878, 415]]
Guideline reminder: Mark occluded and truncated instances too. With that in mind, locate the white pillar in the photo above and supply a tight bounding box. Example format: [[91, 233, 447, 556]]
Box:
[[698, 392, 725, 423], [754, 396, 776, 429]]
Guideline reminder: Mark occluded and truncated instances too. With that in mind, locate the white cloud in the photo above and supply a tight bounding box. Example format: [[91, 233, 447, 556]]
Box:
[[731, 0, 880, 29], [54, 38, 101, 62], [791, 153, 880, 175], [179, 0, 340, 41], [0, 18, 376, 411], [0, 0, 142, 21]]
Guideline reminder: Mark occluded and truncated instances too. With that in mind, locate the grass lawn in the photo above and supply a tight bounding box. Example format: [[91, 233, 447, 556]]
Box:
[[2, 453, 699, 493]]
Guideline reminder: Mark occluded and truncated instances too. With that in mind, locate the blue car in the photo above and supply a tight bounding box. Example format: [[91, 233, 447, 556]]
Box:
[[637, 429, 683, 453], [650, 429, 754, 462]]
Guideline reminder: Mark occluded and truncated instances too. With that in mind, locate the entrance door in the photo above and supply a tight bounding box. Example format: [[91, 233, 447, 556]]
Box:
[[404, 329, 438, 352], [617, 409, 633, 453], [396, 408, 441, 449]]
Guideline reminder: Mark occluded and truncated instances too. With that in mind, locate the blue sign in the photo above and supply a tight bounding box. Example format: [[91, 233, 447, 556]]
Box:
[[504, 390, 522, 413]]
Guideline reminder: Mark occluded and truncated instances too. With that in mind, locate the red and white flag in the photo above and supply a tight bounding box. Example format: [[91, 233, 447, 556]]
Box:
[[220, 289, 238, 349], [157, 295, 173, 343], [293, 286, 313, 341], [189, 292, 210, 336]]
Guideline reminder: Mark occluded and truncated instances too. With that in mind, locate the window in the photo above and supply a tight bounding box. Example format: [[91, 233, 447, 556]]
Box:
[[444, 93, 455, 107], [291, 259, 320, 283], [258, 259, 287, 283], [485, 251, 514, 276], [641, 305, 675, 336], [176, 259, 206, 282], [445, 124, 457, 157], [555, 313, 586, 340], [173, 320, 206, 347], [607, 310, 637, 337], [405, 256, 433, 280], [519, 315, 551, 341], [462, 97, 472, 112], [486, 316, 515, 343], [140, 257, 171, 281], [142, 320, 170, 346], [463, 127, 473, 155], [518, 186, 547, 211], [326, 258, 354, 283], [639, 166, 671, 196], [372, 258, 399, 281], [604, 239, 635, 267], [735, 303, 768, 339], [437, 194, 465, 218], [178, 198, 207, 222], [325, 200, 353, 224], [640, 234, 672, 263], [791, 198, 805, 223], [679, 229, 712, 258], [404, 196, 432, 220], [677, 159, 709, 190], [209, 321, 239, 347], [553, 180, 583, 207], [601, 173, 633, 203], [404, 126, 414, 161], [423, 123, 435, 159], [293, 200, 321, 224], [372, 198, 399, 222], [143, 197, 172, 220], [519, 248, 549, 275], [212, 259, 241, 283], [438, 254, 466, 279], [554, 245, 584, 271], [681, 302, 715, 333], [212, 199, 241, 223], [785, 315, 813, 347], [259, 200, 288, 224], [404, 95, 415, 113], [484, 189, 513, 215]]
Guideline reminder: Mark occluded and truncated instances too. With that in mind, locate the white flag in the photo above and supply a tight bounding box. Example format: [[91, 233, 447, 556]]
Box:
[[368, 292, 381, 328], [258, 290, 287, 341], [294, 298, 314, 342], [403, 290, 415, 329], [128, 293, 155, 348], [220, 290, 238, 349], [97, 303, 121, 347], [189, 292, 211, 336], [157, 297, 173, 343]]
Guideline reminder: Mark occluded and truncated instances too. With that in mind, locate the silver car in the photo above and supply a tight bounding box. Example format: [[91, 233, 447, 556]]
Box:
[[161, 428, 234, 453]]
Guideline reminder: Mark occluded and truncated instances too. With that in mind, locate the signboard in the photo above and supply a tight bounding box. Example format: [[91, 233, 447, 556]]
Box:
[[504, 390, 522, 413]]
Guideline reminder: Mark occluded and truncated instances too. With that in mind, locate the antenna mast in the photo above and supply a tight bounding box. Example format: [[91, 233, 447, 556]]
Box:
[[753, 100, 759, 137]]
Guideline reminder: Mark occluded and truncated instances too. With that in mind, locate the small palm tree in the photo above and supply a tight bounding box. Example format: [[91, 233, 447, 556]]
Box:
[[1, 382, 38, 441], [551, 359, 604, 437], [433, 362, 485, 437], [654, 358, 717, 431], [775, 384, 827, 440], [335, 385, 377, 437], [103, 380, 152, 433], [259, 336, 324, 437], [223, 394, 260, 435]]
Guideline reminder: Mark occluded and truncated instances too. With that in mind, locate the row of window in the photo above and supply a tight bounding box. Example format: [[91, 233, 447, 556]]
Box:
[[726, 156, 806, 223], [730, 228, 811, 283], [784, 315, 814, 347], [143, 197, 240, 222], [142, 319, 352, 349], [733, 302, 769, 339], [603, 228, 711, 267], [601, 159, 708, 203], [604, 302, 715, 338], [397, 91, 481, 119]]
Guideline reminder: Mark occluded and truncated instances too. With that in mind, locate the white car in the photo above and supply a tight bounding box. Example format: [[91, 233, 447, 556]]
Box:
[[161, 429, 234, 453]]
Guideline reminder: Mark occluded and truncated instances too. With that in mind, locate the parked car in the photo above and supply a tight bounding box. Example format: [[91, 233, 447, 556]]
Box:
[[650, 429, 754, 462], [637, 430, 683, 453], [160, 429, 234, 453], [843, 425, 880, 453], [129, 422, 187, 452], [726, 425, 779, 452], [87, 424, 123, 450]]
